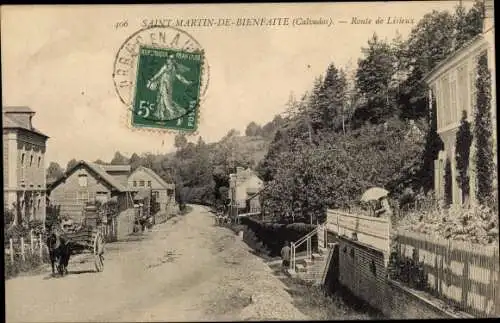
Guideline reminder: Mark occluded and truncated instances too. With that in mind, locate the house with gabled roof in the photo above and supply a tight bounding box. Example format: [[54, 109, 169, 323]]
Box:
[[127, 166, 176, 213], [47, 160, 134, 221]]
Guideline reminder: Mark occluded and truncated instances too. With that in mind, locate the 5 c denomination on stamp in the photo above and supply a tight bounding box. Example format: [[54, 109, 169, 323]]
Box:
[[113, 26, 209, 133]]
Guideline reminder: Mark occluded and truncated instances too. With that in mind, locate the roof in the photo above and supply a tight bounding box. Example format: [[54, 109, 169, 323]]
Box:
[[48, 160, 132, 192], [2, 114, 49, 138], [246, 184, 270, 201], [101, 165, 131, 172], [3, 106, 35, 113], [421, 34, 485, 84], [131, 166, 174, 189]]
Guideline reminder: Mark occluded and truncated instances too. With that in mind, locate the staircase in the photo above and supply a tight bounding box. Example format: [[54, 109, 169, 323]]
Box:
[[287, 224, 334, 285]]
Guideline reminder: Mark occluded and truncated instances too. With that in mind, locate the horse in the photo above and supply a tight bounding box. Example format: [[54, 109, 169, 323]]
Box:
[[46, 232, 71, 276]]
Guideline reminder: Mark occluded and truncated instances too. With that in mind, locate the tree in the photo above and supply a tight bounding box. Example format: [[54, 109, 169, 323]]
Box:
[[419, 93, 444, 192], [399, 10, 455, 120], [455, 110, 473, 204], [354, 33, 398, 124], [245, 121, 262, 137], [110, 151, 129, 165], [444, 158, 453, 206], [174, 134, 188, 150], [474, 53, 495, 206], [66, 158, 78, 172], [129, 153, 142, 171], [47, 162, 64, 180], [313, 63, 348, 132], [454, 1, 485, 50]]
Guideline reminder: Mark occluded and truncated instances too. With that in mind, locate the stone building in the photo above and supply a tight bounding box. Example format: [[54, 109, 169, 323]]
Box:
[[423, 0, 496, 205], [3, 106, 49, 225]]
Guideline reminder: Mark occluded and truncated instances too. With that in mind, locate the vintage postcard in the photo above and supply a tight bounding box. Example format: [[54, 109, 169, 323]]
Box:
[[2, 1, 498, 322]]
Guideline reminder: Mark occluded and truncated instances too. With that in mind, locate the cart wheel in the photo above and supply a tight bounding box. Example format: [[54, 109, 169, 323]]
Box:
[[93, 232, 104, 272]]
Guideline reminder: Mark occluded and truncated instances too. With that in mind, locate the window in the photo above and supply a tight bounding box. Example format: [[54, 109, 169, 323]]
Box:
[[139, 180, 145, 187], [77, 191, 89, 203], [30, 155, 33, 167], [21, 153, 25, 166], [78, 174, 88, 187], [96, 191, 108, 202], [37, 156, 41, 168], [450, 78, 457, 124], [167, 189, 174, 196], [469, 69, 477, 116], [147, 181, 152, 187], [457, 65, 468, 117], [133, 181, 137, 187], [153, 191, 160, 199], [441, 76, 450, 127]]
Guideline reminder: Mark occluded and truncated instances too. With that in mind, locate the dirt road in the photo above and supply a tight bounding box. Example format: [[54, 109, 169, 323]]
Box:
[[5, 205, 309, 322]]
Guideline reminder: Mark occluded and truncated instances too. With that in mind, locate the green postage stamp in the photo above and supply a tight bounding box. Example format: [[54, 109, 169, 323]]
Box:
[[113, 26, 209, 133], [132, 46, 204, 131]]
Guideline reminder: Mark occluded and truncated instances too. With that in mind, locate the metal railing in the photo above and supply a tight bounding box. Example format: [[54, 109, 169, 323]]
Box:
[[290, 225, 323, 272]]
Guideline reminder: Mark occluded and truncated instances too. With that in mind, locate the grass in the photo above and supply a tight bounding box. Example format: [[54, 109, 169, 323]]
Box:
[[281, 277, 383, 320], [5, 250, 50, 280]]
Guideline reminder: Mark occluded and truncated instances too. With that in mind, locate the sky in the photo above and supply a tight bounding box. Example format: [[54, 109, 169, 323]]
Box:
[[1, 1, 463, 167]]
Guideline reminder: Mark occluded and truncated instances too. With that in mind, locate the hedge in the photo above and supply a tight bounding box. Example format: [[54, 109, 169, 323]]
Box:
[[240, 216, 318, 257]]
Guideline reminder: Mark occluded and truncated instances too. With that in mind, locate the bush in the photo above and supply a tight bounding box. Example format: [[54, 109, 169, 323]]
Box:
[[4, 246, 49, 280], [5, 225, 29, 244], [240, 217, 317, 257], [397, 203, 499, 245], [388, 246, 428, 291]]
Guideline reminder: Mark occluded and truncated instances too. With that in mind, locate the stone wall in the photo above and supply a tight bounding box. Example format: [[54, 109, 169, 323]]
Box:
[[325, 234, 451, 319]]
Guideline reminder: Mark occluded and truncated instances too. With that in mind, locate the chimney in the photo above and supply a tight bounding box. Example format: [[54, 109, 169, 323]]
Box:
[[483, 0, 494, 33]]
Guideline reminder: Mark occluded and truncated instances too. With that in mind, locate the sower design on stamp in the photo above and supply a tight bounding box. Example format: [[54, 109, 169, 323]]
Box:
[[133, 46, 204, 131], [113, 26, 209, 133]]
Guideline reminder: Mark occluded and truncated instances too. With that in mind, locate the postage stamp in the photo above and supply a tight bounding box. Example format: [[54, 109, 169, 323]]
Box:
[[113, 26, 209, 133]]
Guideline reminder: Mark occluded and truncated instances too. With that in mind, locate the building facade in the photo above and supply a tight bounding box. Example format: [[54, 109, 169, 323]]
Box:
[[424, 0, 496, 205], [3, 106, 49, 225], [229, 167, 264, 214], [48, 161, 133, 221], [127, 166, 176, 213]]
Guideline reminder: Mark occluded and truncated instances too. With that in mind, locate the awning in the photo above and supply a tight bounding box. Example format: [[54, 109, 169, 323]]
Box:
[[133, 188, 151, 201]]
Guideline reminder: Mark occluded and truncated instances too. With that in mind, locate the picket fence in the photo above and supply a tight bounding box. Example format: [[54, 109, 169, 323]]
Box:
[[4, 229, 47, 264], [395, 229, 500, 317]]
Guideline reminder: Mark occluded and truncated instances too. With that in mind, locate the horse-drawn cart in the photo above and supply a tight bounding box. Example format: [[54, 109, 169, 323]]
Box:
[[61, 227, 105, 272], [55, 204, 105, 274]]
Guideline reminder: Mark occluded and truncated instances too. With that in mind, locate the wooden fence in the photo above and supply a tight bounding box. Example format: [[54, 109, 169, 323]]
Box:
[[395, 229, 500, 317], [326, 209, 391, 256], [4, 229, 48, 265]]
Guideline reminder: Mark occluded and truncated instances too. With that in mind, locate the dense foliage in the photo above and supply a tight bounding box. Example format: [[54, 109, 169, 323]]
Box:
[[455, 111, 473, 204], [398, 201, 499, 245], [474, 52, 496, 207], [240, 216, 318, 257]]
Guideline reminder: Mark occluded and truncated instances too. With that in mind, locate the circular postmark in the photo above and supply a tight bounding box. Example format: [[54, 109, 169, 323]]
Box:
[[113, 26, 209, 130]]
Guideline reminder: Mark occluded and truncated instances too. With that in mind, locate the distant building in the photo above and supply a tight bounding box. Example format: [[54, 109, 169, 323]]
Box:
[[99, 164, 131, 188], [47, 161, 134, 221], [229, 167, 264, 215], [423, 0, 496, 205], [3, 106, 49, 225], [127, 166, 176, 213]]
